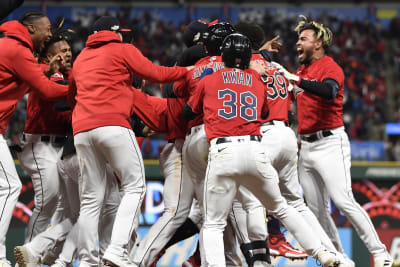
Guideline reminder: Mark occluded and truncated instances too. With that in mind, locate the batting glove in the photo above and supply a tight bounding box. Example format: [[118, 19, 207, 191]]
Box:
[[272, 62, 300, 84]]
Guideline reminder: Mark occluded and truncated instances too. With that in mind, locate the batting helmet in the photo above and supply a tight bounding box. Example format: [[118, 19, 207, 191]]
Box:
[[203, 22, 235, 56], [221, 33, 252, 70]]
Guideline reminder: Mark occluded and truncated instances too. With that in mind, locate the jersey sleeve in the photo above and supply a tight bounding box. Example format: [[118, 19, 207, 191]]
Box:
[[123, 44, 188, 83], [187, 79, 205, 114], [320, 61, 344, 85]]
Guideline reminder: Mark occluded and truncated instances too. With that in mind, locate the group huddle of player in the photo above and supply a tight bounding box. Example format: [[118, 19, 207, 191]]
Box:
[[0, 5, 394, 267]]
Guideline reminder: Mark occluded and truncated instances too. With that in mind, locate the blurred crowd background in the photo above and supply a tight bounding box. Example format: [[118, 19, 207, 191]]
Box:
[[3, 1, 400, 161]]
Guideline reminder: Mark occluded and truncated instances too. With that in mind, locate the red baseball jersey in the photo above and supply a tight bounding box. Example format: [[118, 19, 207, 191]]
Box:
[[187, 67, 268, 142], [132, 89, 168, 133], [251, 54, 291, 124], [173, 56, 224, 129], [294, 56, 345, 134], [24, 64, 71, 135], [165, 97, 188, 140]]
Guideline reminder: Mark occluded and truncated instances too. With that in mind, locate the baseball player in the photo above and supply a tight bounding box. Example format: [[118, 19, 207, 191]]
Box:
[[131, 66, 193, 267], [183, 32, 343, 267], [165, 22, 276, 267], [174, 22, 243, 266], [0, 12, 68, 267], [131, 20, 226, 267], [273, 17, 393, 267], [236, 20, 348, 262], [68, 16, 191, 267], [13, 27, 120, 267], [16, 25, 72, 244]]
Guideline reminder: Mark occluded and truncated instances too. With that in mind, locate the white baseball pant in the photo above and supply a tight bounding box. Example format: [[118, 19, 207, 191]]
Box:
[[261, 121, 338, 253], [299, 126, 388, 258], [0, 134, 22, 260], [183, 124, 266, 266], [74, 126, 145, 267], [17, 133, 64, 242], [132, 138, 195, 267], [181, 124, 208, 265], [202, 136, 326, 267], [24, 153, 121, 266]]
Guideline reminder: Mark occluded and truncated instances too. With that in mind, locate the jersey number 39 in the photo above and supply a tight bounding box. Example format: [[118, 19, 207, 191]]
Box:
[[265, 72, 288, 100], [218, 89, 257, 121]]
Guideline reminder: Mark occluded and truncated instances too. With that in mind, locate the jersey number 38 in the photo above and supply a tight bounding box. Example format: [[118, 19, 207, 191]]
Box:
[[218, 89, 257, 121]]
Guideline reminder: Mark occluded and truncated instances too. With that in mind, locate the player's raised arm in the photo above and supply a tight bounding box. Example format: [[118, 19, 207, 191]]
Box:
[[122, 44, 191, 83]]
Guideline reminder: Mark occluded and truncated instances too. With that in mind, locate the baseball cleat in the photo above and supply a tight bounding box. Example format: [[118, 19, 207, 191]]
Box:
[[268, 233, 307, 260], [102, 252, 137, 267], [13, 246, 40, 267], [374, 254, 394, 267], [315, 249, 341, 267]]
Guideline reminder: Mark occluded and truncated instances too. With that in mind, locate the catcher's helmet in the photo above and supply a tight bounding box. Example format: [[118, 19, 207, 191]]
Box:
[[203, 22, 235, 56], [221, 33, 252, 70]]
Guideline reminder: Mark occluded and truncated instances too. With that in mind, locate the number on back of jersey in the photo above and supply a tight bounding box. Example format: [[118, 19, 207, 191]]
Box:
[[218, 88, 257, 121], [265, 72, 288, 100]]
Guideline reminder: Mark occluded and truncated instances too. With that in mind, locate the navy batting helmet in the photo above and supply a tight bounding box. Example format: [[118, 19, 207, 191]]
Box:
[[203, 22, 235, 56], [221, 33, 252, 70]]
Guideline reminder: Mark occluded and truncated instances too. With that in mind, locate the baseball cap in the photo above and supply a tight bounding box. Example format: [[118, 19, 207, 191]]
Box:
[[91, 16, 131, 34], [182, 20, 208, 47]]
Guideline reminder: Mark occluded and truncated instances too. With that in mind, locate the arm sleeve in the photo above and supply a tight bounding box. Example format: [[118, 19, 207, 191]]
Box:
[[298, 78, 340, 101], [130, 114, 146, 137], [260, 49, 273, 62], [12, 49, 68, 100], [182, 104, 199, 121], [123, 44, 188, 83]]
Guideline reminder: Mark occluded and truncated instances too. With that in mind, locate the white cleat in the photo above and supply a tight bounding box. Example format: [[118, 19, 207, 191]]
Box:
[[102, 251, 137, 267], [374, 254, 394, 267], [13, 246, 40, 267], [51, 260, 67, 267], [315, 249, 341, 267]]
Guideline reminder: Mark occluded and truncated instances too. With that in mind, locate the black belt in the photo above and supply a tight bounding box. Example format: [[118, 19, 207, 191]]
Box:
[[301, 130, 333, 142], [261, 120, 289, 127], [216, 135, 261, 144], [167, 139, 175, 143]]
